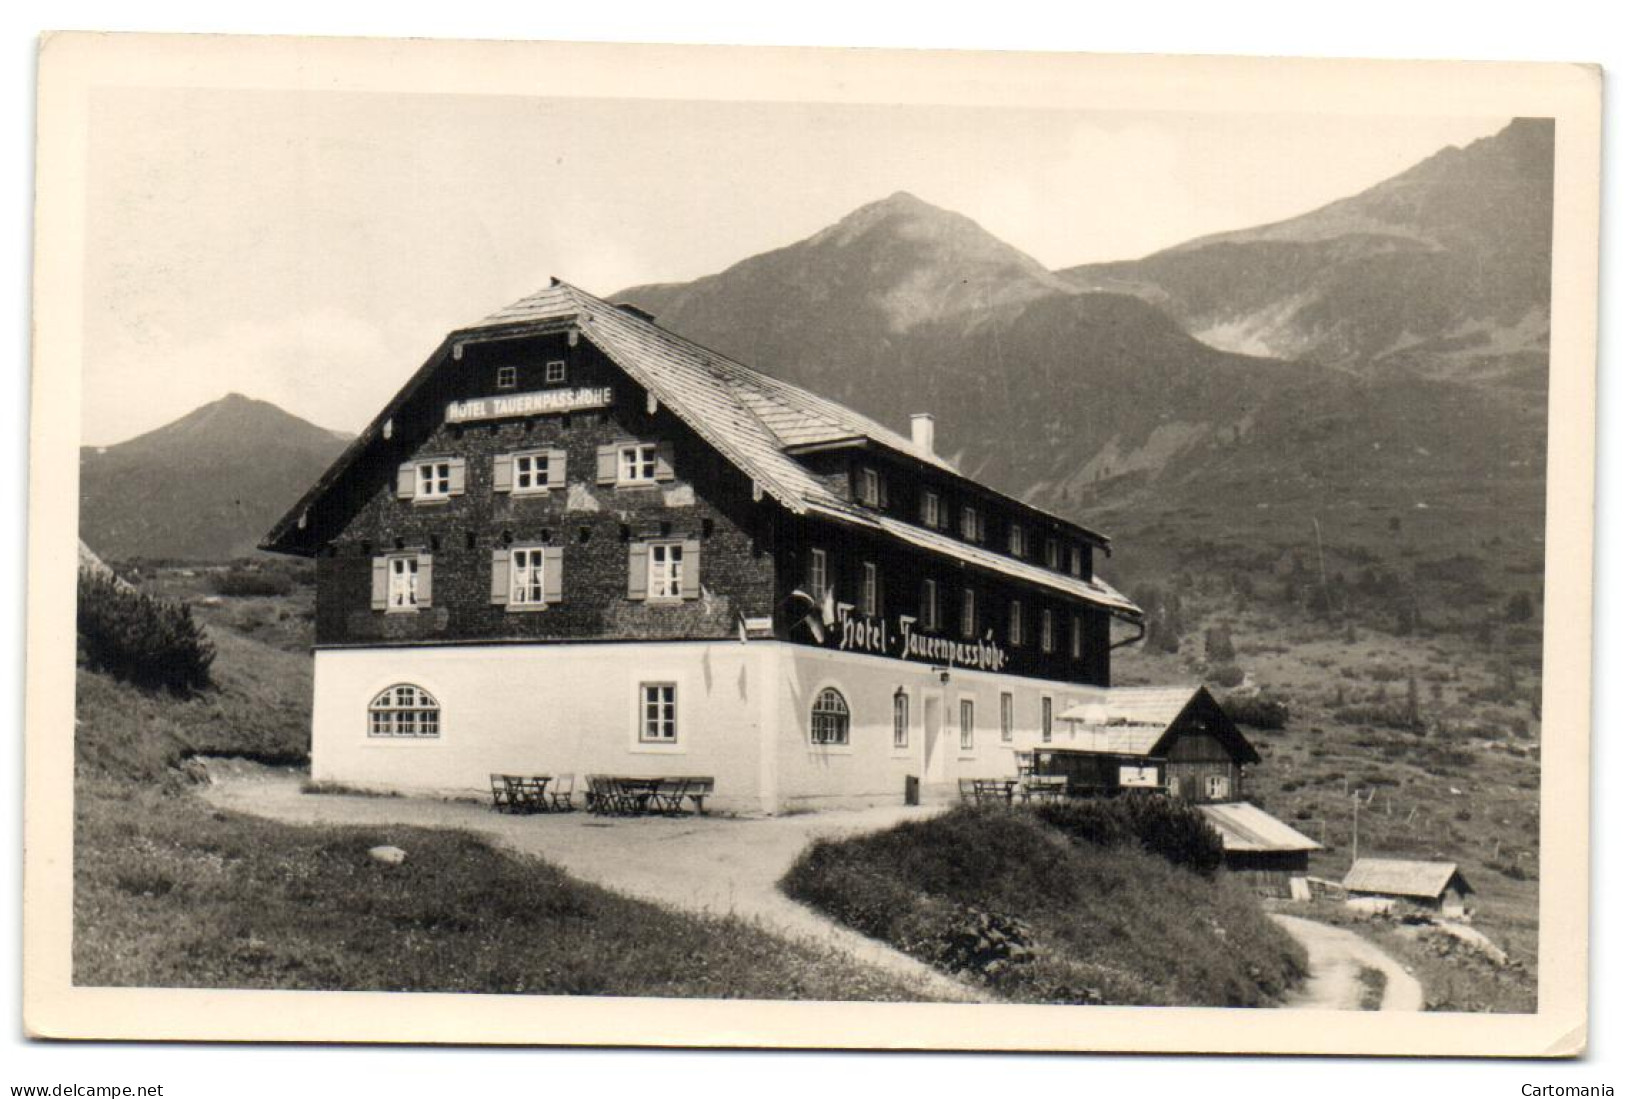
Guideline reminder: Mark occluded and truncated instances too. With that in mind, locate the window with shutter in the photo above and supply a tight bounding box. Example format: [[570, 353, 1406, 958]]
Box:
[[546, 449, 567, 489], [385, 554, 420, 612], [510, 451, 551, 495], [646, 541, 685, 601]]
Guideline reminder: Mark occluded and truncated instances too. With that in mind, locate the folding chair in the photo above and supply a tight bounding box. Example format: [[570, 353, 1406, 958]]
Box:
[[490, 774, 514, 812], [549, 773, 575, 812]]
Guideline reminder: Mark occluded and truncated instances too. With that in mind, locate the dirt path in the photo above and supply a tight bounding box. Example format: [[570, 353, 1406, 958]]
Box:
[[200, 769, 983, 1002], [1271, 914, 1425, 1011]]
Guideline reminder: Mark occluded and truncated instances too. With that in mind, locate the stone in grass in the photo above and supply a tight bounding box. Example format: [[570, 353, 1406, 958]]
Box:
[[369, 845, 407, 866]]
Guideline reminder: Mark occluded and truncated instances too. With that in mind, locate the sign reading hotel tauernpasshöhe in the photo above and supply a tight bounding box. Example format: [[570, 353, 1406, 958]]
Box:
[[447, 386, 613, 424], [820, 603, 1009, 672]]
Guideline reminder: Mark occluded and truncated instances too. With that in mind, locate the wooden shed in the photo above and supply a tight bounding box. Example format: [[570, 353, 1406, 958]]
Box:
[[1197, 801, 1323, 898], [1049, 685, 1261, 803], [1342, 858, 1475, 918]]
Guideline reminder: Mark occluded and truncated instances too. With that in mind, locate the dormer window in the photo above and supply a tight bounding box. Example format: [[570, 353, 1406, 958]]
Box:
[[496, 366, 518, 390], [960, 505, 981, 542], [1045, 538, 1060, 570], [921, 489, 941, 529], [1069, 545, 1084, 577], [857, 466, 885, 508], [1009, 523, 1026, 558], [545, 359, 568, 384]]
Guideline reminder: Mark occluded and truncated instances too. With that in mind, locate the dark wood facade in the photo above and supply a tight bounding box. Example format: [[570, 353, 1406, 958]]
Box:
[[284, 321, 1124, 688]]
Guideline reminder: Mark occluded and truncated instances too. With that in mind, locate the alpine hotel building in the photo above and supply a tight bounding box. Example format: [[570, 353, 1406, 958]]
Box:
[[265, 280, 1151, 813]]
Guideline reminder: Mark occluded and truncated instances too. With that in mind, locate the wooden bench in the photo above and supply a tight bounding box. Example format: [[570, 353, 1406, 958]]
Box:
[[1020, 775, 1069, 805]]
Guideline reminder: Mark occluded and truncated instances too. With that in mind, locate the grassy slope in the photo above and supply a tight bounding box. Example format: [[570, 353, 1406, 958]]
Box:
[[1115, 596, 1541, 1008], [74, 575, 930, 1001], [782, 806, 1306, 1007], [74, 777, 922, 1000]]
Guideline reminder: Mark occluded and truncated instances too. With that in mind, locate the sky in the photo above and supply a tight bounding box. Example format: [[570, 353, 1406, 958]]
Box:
[[80, 89, 1509, 446]]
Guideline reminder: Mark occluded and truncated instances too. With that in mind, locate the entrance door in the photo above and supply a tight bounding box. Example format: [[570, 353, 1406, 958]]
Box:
[[922, 695, 945, 784]]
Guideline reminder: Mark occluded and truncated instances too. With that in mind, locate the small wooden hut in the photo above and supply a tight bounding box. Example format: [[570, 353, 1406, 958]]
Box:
[[1342, 859, 1475, 918]]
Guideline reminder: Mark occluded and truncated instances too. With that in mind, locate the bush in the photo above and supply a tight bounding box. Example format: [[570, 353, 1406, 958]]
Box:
[[1220, 690, 1290, 730], [1035, 796, 1225, 877], [212, 568, 294, 597], [1206, 663, 1245, 688], [1204, 625, 1236, 663], [77, 571, 214, 693]]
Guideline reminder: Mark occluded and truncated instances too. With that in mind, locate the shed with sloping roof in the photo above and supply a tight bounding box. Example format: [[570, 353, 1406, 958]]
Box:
[[1343, 858, 1474, 917], [1197, 801, 1322, 897]]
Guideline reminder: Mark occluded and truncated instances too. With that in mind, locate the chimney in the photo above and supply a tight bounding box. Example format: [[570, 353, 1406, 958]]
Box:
[[910, 413, 936, 455]]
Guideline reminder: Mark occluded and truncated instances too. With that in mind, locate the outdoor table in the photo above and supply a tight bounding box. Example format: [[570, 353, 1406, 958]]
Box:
[[503, 774, 552, 813], [974, 778, 1019, 805]]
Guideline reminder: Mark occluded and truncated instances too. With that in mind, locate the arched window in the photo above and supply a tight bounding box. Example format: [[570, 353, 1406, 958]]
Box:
[[369, 684, 440, 738], [810, 687, 850, 746]]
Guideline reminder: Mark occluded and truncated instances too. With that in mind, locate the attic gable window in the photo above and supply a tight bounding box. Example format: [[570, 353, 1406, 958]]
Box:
[[545, 359, 568, 384], [419, 461, 452, 499], [622, 444, 658, 483], [496, 366, 518, 390]]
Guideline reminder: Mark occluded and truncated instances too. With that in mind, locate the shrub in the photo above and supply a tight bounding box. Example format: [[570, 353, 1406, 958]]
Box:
[[212, 568, 294, 597], [1220, 690, 1290, 730], [1206, 663, 1245, 688], [77, 572, 214, 694], [1035, 796, 1224, 877]]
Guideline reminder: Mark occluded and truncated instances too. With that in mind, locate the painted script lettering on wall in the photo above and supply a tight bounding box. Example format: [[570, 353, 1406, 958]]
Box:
[[446, 387, 614, 423], [826, 603, 1009, 672]]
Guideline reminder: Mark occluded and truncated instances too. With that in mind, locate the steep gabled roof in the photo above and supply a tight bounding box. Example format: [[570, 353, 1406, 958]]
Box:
[[1343, 859, 1472, 899], [263, 279, 1135, 616], [1054, 685, 1261, 762]]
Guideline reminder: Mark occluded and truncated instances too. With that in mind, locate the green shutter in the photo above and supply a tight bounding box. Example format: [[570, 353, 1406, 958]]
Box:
[[396, 463, 415, 499], [546, 449, 568, 489], [596, 444, 618, 485], [492, 454, 513, 493], [370, 558, 388, 609], [654, 441, 676, 482], [447, 458, 467, 496]]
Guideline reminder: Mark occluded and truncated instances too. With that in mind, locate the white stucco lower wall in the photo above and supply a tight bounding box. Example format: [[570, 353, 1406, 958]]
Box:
[[772, 646, 1105, 811], [311, 640, 1108, 814], [311, 641, 778, 813]]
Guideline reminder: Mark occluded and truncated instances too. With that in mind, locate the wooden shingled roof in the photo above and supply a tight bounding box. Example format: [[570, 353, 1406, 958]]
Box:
[[1198, 802, 1323, 854], [1052, 685, 1262, 761], [1343, 859, 1473, 899]]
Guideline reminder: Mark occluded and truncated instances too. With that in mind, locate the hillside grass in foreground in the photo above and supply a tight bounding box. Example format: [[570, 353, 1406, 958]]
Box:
[[75, 779, 929, 1000], [75, 595, 932, 1002], [782, 805, 1306, 1006]]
